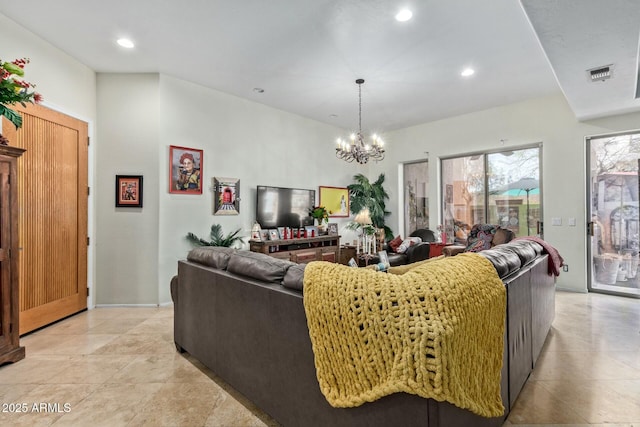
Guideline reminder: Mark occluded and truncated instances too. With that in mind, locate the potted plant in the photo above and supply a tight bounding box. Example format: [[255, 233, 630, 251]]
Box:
[[309, 205, 330, 232], [186, 223, 244, 247], [347, 173, 393, 240], [0, 58, 42, 144]]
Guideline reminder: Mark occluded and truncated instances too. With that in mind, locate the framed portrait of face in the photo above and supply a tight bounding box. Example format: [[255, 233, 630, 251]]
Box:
[[115, 175, 143, 208], [169, 145, 203, 194]]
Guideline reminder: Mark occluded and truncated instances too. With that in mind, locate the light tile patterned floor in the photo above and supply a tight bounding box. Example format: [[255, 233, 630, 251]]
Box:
[[0, 291, 638, 426]]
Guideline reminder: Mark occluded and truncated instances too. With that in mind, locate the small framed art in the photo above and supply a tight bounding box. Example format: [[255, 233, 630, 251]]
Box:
[[115, 175, 143, 208], [169, 145, 203, 194], [213, 177, 240, 215], [268, 229, 280, 240], [327, 223, 338, 236], [319, 186, 349, 217]]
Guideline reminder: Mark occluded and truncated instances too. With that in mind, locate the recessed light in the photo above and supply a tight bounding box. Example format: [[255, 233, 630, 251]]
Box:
[[461, 68, 475, 77], [253, 88, 265, 93], [117, 38, 135, 48], [395, 9, 412, 22]]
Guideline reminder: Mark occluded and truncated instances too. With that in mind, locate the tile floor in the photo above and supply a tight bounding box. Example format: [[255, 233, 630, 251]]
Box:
[[0, 291, 638, 426]]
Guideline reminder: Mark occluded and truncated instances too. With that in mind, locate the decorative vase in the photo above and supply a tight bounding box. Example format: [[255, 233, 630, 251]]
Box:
[[317, 222, 327, 235]]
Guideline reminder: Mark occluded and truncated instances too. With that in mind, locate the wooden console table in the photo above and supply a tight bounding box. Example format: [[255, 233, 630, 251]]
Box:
[[250, 235, 340, 264]]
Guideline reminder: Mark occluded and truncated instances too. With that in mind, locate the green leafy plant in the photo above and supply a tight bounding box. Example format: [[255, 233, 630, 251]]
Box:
[[186, 224, 244, 247], [309, 205, 330, 225], [347, 173, 393, 240], [0, 58, 43, 130]]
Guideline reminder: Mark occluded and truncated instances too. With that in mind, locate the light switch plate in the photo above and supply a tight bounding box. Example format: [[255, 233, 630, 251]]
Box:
[[568, 217, 576, 226], [552, 217, 562, 226]]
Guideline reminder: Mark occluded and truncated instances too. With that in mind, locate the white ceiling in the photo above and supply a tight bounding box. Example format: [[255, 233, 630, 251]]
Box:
[[1, 0, 638, 132]]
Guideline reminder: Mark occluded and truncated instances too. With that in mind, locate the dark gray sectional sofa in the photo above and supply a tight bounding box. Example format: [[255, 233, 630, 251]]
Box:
[[171, 240, 556, 427]]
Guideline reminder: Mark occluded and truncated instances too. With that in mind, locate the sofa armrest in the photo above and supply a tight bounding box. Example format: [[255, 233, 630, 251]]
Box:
[[442, 245, 466, 257], [406, 242, 431, 264]]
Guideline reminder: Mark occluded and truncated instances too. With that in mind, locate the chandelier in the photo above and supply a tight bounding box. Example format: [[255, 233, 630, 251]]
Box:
[[335, 79, 385, 164]]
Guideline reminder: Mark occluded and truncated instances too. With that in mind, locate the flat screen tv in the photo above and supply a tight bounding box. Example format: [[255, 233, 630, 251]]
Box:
[[256, 186, 315, 229]]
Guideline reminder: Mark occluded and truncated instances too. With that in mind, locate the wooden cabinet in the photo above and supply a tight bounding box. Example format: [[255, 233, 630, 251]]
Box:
[[250, 235, 340, 264], [339, 245, 357, 265], [0, 145, 25, 366]]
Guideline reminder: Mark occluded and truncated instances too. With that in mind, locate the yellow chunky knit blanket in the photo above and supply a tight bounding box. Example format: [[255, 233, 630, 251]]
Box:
[[303, 253, 506, 418]]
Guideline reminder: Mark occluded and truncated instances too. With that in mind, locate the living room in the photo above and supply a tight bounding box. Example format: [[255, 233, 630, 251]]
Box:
[[1, 1, 640, 426]]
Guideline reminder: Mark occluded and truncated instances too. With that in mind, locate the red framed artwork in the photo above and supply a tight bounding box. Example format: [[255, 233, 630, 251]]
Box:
[[169, 145, 203, 194], [115, 175, 143, 208], [319, 186, 349, 217]]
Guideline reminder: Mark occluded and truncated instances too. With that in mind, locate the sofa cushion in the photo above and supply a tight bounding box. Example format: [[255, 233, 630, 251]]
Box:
[[227, 251, 295, 284], [502, 240, 539, 266], [478, 247, 522, 278], [510, 239, 544, 255], [282, 263, 306, 291], [187, 246, 237, 269]]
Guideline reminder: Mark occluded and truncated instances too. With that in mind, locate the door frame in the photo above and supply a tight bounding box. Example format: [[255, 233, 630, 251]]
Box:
[[586, 129, 640, 298]]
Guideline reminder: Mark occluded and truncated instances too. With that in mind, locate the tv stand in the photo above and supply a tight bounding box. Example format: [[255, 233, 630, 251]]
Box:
[[249, 235, 340, 264]]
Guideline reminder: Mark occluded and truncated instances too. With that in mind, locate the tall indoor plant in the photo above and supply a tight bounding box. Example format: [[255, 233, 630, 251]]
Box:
[[347, 173, 393, 240]]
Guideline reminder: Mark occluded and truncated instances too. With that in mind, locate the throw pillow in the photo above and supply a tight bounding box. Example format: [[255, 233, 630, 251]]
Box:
[[396, 237, 422, 254], [388, 235, 403, 253]]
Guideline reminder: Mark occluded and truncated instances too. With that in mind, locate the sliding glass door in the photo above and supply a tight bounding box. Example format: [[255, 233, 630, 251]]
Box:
[[441, 146, 542, 244], [588, 131, 640, 297]]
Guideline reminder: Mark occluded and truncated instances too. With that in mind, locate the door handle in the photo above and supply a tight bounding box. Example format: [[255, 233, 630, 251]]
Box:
[[587, 222, 594, 236]]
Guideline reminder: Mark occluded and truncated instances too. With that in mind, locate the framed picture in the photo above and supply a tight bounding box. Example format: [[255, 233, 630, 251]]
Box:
[[213, 177, 240, 215], [169, 145, 203, 194], [327, 223, 338, 236], [259, 229, 270, 242], [115, 175, 143, 208], [378, 250, 390, 269], [268, 229, 280, 240], [319, 186, 349, 217], [277, 227, 285, 239]]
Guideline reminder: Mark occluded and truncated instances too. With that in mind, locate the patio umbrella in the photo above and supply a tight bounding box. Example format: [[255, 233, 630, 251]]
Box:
[[503, 178, 539, 235]]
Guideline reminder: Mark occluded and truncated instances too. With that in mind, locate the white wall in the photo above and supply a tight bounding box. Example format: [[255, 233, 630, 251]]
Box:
[[96, 74, 160, 305], [372, 94, 640, 293]]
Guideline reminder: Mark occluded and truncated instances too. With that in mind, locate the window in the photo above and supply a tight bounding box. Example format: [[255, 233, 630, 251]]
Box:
[[403, 160, 429, 236], [441, 146, 541, 244]]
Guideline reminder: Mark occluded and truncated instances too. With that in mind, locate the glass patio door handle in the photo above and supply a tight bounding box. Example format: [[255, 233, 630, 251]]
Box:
[[536, 221, 543, 235], [587, 221, 594, 236]]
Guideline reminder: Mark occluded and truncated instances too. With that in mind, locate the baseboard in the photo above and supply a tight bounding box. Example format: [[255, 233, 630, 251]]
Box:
[[94, 304, 161, 308], [555, 287, 587, 293]]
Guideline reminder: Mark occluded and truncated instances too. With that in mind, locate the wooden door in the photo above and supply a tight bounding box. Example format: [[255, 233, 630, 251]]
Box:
[[3, 103, 88, 334]]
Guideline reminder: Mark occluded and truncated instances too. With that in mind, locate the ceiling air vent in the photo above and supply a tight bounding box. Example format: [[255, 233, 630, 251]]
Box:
[[587, 65, 613, 82]]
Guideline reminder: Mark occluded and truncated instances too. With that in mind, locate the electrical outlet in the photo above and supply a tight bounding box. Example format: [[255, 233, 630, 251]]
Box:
[[563, 264, 569, 272]]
